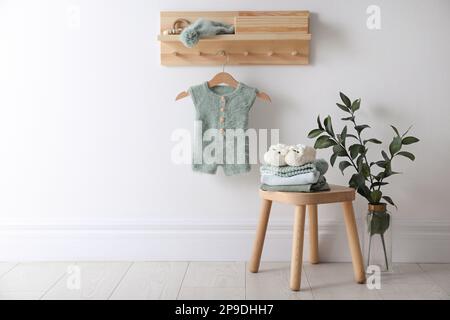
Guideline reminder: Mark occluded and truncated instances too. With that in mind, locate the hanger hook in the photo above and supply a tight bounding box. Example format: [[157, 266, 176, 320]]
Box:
[[216, 50, 229, 72]]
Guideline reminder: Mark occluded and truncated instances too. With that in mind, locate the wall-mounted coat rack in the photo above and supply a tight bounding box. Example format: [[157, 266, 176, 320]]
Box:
[[158, 11, 311, 66]]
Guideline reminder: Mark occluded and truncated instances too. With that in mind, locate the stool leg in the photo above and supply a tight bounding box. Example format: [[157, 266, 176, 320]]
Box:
[[249, 199, 272, 273], [290, 205, 306, 291], [342, 201, 366, 284], [308, 204, 319, 264]]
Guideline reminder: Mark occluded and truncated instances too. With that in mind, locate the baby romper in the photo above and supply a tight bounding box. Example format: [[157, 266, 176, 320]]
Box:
[[188, 81, 258, 175]]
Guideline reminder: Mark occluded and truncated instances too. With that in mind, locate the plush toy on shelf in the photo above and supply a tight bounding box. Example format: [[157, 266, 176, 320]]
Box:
[[180, 18, 235, 48]]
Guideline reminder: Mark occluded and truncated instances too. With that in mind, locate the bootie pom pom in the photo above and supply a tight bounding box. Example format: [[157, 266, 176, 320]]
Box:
[[180, 28, 200, 48]]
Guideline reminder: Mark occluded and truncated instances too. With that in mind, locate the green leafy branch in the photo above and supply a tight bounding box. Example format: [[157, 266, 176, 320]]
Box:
[[307, 92, 420, 207]]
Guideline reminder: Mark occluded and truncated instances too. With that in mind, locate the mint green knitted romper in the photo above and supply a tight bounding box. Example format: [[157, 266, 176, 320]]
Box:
[[188, 82, 258, 175]]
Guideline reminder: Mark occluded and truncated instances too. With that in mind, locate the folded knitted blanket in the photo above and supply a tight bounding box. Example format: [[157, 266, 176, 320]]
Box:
[[261, 170, 320, 186], [260, 176, 330, 193], [260, 159, 329, 177]]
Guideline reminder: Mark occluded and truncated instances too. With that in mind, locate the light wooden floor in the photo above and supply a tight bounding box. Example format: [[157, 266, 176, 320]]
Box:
[[0, 262, 449, 300]]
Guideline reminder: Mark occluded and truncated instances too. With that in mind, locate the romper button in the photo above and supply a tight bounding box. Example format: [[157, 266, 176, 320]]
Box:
[[219, 128, 225, 134], [220, 117, 225, 123], [221, 96, 225, 102], [220, 107, 224, 112]]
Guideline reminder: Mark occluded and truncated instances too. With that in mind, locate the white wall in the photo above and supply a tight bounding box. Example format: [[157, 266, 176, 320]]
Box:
[[0, 0, 449, 262]]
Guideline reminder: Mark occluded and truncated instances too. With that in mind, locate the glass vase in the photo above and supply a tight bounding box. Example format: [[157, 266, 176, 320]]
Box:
[[364, 203, 392, 272]]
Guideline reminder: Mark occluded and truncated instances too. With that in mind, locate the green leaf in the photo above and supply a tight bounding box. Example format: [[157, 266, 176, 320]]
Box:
[[384, 161, 392, 175], [330, 152, 338, 167], [340, 126, 348, 146], [361, 163, 370, 178], [308, 129, 324, 138], [347, 134, 358, 140], [390, 125, 400, 136], [336, 103, 350, 112], [382, 195, 397, 209], [375, 172, 386, 181], [370, 190, 382, 204], [339, 161, 352, 174], [356, 155, 364, 171], [397, 151, 415, 161], [357, 186, 372, 201], [340, 92, 351, 108], [381, 150, 390, 161], [316, 135, 330, 143], [364, 138, 382, 145], [348, 173, 371, 201], [324, 116, 334, 136], [333, 144, 347, 156], [402, 136, 420, 145], [317, 116, 324, 130], [384, 170, 401, 179], [376, 161, 387, 168], [349, 173, 364, 187], [371, 181, 388, 188], [355, 125, 370, 135], [314, 136, 336, 149], [389, 136, 402, 156], [341, 116, 355, 122], [349, 144, 365, 159], [381, 162, 401, 179], [341, 125, 348, 140], [351, 99, 361, 112]]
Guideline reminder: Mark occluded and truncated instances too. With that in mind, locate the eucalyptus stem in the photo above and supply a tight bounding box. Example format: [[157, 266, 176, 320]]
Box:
[[329, 136, 371, 183], [377, 153, 394, 191], [350, 117, 375, 188], [380, 233, 389, 271]]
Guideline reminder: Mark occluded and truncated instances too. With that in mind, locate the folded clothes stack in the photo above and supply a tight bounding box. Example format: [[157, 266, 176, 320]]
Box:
[[260, 144, 330, 192]]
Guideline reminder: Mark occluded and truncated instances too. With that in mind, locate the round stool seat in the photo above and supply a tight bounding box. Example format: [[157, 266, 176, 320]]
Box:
[[260, 184, 355, 205]]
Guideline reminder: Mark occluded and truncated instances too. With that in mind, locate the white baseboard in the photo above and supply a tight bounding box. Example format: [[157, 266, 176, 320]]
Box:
[[1, 219, 449, 262], [393, 219, 450, 263]]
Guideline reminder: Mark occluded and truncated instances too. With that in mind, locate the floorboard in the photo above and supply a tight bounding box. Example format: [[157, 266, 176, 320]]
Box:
[[246, 262, 313, 300], [304, 263, 380, 300], [0, 262, 448, 300], [109, 262, 188, 300], [0, 263, 17, 278], [419, 264, 450, 298], [0, 262, 70, 300], [178, 262, 245, 300], [42, 262, 131, 300]]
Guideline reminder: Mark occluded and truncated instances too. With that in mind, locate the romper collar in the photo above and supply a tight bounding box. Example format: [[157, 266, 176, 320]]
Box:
[[202, 81, 243, 99]]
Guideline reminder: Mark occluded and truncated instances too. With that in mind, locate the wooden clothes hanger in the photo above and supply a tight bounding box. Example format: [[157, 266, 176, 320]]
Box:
[[175, 51, 271, 102]]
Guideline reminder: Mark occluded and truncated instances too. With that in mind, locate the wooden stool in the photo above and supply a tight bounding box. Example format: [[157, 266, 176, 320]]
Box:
[[249, 185, 366, 291]]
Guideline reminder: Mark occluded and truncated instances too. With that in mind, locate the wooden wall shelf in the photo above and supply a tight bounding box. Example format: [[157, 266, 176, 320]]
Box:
[[159, 11, 311, 66]]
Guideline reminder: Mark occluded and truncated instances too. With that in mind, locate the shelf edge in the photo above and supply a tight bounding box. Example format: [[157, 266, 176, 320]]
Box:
[[157, 33, 312, 42]]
